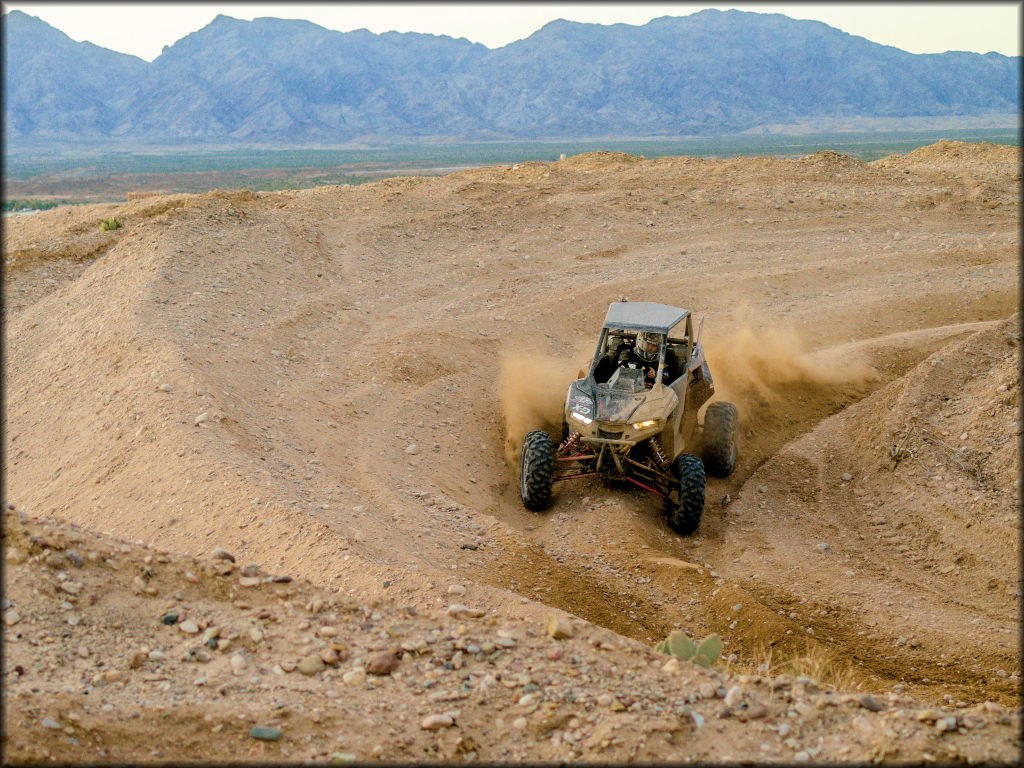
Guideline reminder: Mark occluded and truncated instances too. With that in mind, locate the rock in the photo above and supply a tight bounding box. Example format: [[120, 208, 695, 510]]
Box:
[[250, 726, 282, 741], [320, 648, 340, 665], [546, 614, 574, 639], [249, 627, 264, 643], [366, 650, 399, 676], [794, 751, 811, 762], [128, 651, 146, 669], [40, 717, 60, 730], [211, 547, 235, 562], [858, 694, 884, 712], [724, 686, 743, 707], [343, 667, 367, 686], [744, 702, 768, 720], [841, 473, 853, 482], [5, 610, 21, 626], [793, 701, 817, 719], [297, 655, 325, 676], [316, 625, 338, 638], [545, 646, 564, 661], [103, 670, 123, 682], [445, 604, 484, 619], [195, 412, 209, 425], [853, 715, 873, 734], [179, 620, 199, 634], [60, 581, 83, 595], [447, 584, 466, 596], [161, 613, 179, 625], [496, 636, 517, 648], [230, 653, 247, 675], [698, 682, 717, 699], [404, 444, 418, 455], [421, 714, 454, 730], [148, 650, 167, 661], [777, 723, 791, 737], [662, 658, 681, 673], [817, 542, 832, 553], [239, 576, 260, 587], [512, 716, 528, 730], [936, 716, 958, 733]]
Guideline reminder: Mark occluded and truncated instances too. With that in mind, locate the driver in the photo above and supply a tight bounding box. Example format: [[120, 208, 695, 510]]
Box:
[[617, 331, 665, 387]]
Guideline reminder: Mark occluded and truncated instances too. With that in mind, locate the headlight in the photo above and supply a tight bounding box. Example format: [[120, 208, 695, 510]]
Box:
[[570, 411, 593, 425], [632, 419, 658, 430]]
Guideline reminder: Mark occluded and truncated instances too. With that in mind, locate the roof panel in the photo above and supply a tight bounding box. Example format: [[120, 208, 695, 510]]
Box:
[[602, 302, 689, 333]]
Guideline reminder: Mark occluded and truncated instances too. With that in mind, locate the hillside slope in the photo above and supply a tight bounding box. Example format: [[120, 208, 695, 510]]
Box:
[[3, 141, 1020, 761]]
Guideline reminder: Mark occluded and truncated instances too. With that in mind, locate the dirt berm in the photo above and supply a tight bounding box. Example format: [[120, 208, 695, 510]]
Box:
[[3, 140, 1020, 762]]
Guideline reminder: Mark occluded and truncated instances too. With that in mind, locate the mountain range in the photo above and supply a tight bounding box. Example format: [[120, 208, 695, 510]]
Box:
[[3, 9, 1019, 146]]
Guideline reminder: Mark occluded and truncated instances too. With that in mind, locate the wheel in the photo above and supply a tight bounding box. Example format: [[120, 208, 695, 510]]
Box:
[[520, 430, 554, 511], [666, 454, 705, 535], [702, 401, 738, 478]]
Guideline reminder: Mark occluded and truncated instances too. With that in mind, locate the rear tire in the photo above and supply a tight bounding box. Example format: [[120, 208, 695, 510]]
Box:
[[702, 401, 738, 478], [520, 430, 554, 511], [666, 454, 705, 535]]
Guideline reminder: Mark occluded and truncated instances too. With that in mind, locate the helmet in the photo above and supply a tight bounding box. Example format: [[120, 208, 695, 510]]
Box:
[[634, 332, 660, 362]]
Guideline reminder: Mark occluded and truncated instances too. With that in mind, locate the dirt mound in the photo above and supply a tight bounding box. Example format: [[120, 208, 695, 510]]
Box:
[[3, 141, 1020, 761], [709, 316, 1020, 705], [560, 151, 645, 170], [872, 140, 1021, 180], [796, 150, 865, 170]]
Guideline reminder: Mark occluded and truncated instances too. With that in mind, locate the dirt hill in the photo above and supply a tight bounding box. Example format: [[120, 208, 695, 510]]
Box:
[[3, 141, 1020, 762]]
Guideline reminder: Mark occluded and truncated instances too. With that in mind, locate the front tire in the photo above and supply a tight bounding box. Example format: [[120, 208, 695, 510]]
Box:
[[666, 454, 705, 535], [520, 430, 554, 511], [702, 401, 738, 478]]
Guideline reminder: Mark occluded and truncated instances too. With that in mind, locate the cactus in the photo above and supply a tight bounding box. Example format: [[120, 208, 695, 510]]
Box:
[[667, 630, 698, 660], [100, 217, 122, 231], [656, 630, 723, 667], [696, 634, 723, 664]]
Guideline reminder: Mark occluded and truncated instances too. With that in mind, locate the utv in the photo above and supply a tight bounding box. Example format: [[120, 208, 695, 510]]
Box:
[[519, 301, 738, 534]]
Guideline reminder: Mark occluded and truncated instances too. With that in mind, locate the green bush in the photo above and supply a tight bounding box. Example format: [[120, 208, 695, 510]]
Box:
[[3, 198, 63, 212], [100, 217, 122, 231], [655, 630, 723, 667]]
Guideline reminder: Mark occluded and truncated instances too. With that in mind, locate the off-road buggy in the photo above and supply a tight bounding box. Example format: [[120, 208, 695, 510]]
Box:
[[519, 301, 738, 534]]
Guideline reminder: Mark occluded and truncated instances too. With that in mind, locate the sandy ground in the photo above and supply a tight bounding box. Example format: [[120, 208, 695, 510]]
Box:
[[3, 140, 1020, 762]]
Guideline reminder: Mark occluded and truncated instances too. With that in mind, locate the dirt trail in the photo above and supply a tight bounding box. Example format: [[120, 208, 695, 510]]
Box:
[[3, 141, 1020, 761]]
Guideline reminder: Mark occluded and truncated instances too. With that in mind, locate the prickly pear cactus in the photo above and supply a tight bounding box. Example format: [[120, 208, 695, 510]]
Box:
[[656, 630, 722, 667]]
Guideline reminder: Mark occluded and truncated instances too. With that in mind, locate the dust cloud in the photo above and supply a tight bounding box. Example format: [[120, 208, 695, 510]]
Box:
[[705, 325, 876, 415], [499, 350, 586, 463]]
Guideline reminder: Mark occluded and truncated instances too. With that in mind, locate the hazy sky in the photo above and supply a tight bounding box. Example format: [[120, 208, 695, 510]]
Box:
[[3, 2, 1020, 60]]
